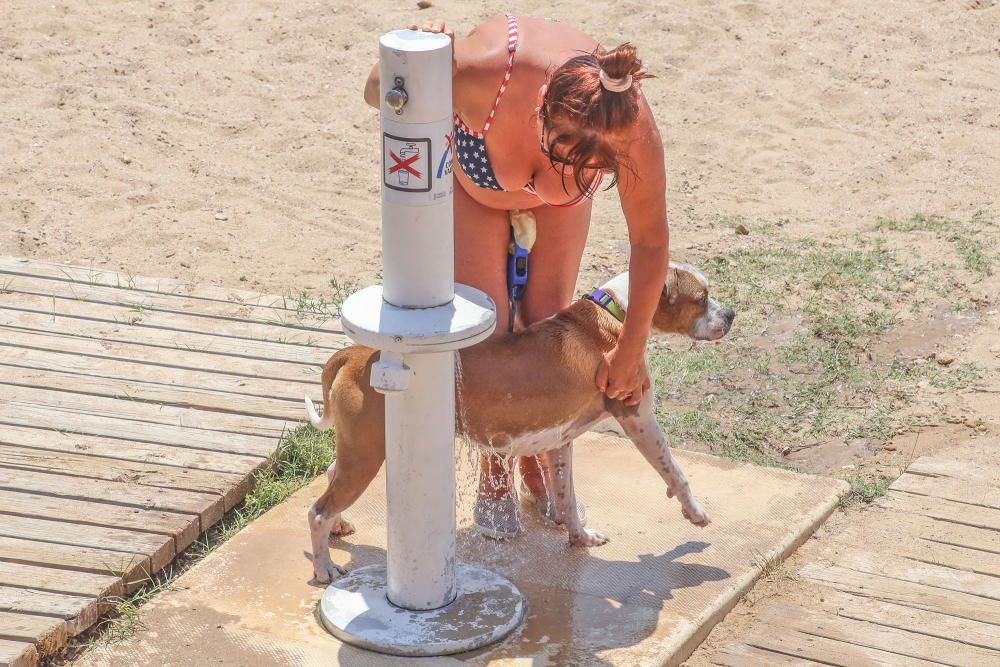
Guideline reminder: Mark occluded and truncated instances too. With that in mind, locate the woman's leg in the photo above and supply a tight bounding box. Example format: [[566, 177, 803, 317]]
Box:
[[515, 200, 593, 500], [453, 185, 520, 530], [454, 183, 511, 334]]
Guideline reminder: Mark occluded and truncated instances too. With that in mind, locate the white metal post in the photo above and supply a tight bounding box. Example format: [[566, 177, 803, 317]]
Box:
[[318, 28, 523, 657], [379, 30, 454, 308], [384, 350, 457, 609]]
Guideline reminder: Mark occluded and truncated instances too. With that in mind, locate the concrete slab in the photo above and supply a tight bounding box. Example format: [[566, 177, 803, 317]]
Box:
[[74, 433, 846, 667]]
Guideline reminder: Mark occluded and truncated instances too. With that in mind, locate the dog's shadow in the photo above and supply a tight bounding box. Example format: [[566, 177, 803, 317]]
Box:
[[309, 531, 730, 665]]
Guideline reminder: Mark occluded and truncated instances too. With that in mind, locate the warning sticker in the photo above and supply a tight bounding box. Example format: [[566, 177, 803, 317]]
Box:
[[383, 133, 431, 193]]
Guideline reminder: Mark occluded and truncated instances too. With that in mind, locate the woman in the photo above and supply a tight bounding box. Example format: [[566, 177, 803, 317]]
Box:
[[364, 15, 668, 538]]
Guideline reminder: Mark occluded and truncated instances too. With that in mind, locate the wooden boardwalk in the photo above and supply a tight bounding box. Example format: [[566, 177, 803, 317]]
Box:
[[712, 439, 1000, 666], [0, 256, 348, 666]]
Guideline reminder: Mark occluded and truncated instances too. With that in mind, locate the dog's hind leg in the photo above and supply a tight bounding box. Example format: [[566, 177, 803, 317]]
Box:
[[308, 449, 384, 584], [545, 444, 608, 547], [611, 396, 710, 527]]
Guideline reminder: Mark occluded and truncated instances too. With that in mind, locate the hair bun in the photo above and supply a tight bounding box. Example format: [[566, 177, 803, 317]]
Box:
[[596, 43, 645, 82]]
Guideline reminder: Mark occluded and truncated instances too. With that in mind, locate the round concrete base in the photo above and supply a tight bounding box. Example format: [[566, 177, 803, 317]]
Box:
[[318, 563, 524, 657]]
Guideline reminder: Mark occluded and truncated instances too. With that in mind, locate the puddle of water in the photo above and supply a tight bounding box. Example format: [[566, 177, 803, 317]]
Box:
[[784, 438, 873, 475], [875, 308, 979, 359]]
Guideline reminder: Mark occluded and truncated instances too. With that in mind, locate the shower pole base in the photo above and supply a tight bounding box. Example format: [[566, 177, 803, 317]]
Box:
[[319, 563, 524, 657]]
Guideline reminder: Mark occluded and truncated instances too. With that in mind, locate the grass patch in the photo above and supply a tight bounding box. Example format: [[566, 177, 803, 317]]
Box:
[[649, 212, 995, 469], [839, 474, 899, 507], [282, 276, 358, 320], [87, 568, 178, 645], [189, 424, 336, 558], [875, 212, 996, 278]]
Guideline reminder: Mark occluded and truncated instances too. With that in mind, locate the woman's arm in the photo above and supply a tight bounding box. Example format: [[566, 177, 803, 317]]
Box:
[[363, 19, 458, 109], [598, 105, 669, 405]]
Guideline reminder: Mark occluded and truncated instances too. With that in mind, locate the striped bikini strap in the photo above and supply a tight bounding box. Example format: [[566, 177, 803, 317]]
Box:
[[481, 14, 519, 136]]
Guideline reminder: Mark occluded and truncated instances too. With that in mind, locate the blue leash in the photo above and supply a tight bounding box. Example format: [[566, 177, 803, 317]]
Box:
[[506, 225, 529, 332]]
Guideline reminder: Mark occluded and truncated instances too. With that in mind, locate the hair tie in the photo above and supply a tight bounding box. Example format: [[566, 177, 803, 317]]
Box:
[[599, 69, 633, 93]]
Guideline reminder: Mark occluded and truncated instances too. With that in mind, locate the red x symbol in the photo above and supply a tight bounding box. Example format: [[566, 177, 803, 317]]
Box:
[[389, 151, 422, 177]]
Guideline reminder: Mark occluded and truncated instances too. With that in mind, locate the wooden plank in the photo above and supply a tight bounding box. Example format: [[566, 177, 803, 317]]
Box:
[[0, 467, 222, 529], [0, 516, 172, 573], [0, 536, 150, 586], [0, 256, 324, 318], [822, 590, 1000, 652], [888, 535, 1000, 578], [760, 603, 1000, 665], [0, 490, 200, 552], [0, 291, 344, 350], [879, 489, 1000, 532], [0, 362, 304, 422], [0, 404, 277, 458], [0, 586, 103, 635], [0, 312, 327, 373], [907, 457, 999, 486], [0, 638, 38, 667], [0, 385, 289, 440], [0, 423, 265, 475], [712, 643, 824, 666], [747, 630, 942, 666], [831, 548, 1000, 601], [0, 329, 316, 400], [0, 562, 122, 599], [800, 562, 1000, 625], [0, 443, 246, 498], [891, 472, 1000, 510], [847, 510, 1000, 556], [0, 259, 342, 333], [0, 610, 65, 654]]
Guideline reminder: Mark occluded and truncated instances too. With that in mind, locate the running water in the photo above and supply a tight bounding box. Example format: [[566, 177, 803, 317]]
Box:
[[453, 352, 527, 561]]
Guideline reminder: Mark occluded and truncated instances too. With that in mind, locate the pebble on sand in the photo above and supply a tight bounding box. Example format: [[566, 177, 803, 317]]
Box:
[[934, 352, 956, 366]]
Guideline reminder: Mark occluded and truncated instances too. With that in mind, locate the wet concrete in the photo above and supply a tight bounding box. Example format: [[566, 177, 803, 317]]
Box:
[[74, 433, 846, 667]]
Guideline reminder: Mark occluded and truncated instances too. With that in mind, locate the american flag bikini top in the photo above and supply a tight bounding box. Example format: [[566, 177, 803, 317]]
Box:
[[452, 14, 519, 192]]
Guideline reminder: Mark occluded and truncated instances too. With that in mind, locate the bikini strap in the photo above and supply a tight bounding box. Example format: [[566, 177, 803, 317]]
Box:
[[481, 14, 519, 136]]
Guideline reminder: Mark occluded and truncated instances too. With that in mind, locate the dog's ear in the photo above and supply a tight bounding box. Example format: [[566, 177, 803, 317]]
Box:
[[664, 269, 679, 305]]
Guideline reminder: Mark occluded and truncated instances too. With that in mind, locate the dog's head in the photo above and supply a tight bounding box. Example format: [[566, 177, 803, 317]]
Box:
[[651, 261, 735, 341]]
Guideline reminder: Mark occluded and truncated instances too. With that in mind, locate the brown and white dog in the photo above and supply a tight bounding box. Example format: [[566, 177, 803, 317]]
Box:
[[305, 261, 735, 584]]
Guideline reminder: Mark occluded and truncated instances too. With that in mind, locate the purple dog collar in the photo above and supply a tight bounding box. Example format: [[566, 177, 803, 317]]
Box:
[[584, 289, 626, 323]]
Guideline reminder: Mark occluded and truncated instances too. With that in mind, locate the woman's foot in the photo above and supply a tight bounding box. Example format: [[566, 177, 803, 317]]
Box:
[[474, 452, 520, 539]]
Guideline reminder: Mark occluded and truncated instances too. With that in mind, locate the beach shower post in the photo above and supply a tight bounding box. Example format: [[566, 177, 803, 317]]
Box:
[[317, 29, 524, 656]]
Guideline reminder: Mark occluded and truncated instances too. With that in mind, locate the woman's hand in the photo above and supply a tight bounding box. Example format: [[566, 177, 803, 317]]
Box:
[[407, 19, 457, 74], [407, 19, 455, 41], [596, 342, 651, 407]]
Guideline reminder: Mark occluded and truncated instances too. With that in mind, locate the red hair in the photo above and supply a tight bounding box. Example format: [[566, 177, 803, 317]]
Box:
[[539, 43, 653, 195]]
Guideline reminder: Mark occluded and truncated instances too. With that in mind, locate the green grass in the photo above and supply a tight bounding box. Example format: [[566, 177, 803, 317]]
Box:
[[188, 424, 336, 558], [87, 569, 177, 645], [874, 212, 996, 278], [281, 276, 359, 320], [649, 212, 994, 468], [840, 474, 899, 507]]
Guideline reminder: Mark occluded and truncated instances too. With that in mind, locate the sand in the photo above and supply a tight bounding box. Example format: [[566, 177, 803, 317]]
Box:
[[2, 0, 996, 294], [3, 3, 998, 663]]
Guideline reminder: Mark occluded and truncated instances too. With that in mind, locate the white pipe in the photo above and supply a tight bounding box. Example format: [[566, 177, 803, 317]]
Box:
[[384, 350, 457, 609], [377, 29, 457, 611], [379, 30, 454, 308]]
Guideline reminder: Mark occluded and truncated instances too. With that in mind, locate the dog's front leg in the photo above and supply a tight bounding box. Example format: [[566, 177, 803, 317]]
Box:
[[544, 443, 608, 547], [614, 398, 711, 527]]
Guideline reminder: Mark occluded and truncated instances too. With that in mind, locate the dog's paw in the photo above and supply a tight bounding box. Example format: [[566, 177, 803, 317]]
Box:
[[329, 517, 356, 537], [570, 528, 609, 547], [682, 500, 711, 527], [312, 560, 346, 586]]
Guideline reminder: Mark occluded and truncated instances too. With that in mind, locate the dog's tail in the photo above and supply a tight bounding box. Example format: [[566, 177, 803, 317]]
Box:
[[305, 351, 349, 431]]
